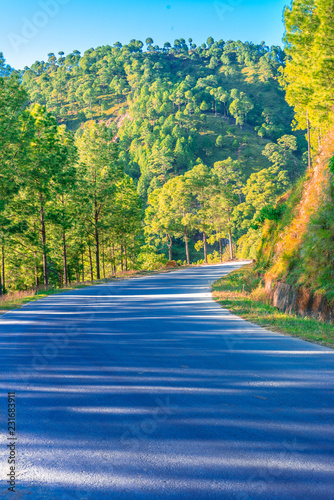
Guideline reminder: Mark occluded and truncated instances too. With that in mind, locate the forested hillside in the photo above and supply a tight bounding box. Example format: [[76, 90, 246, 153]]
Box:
[[21, 39, 306, 192], [249, 0, 334, 307], [0, 36, 309, 293]]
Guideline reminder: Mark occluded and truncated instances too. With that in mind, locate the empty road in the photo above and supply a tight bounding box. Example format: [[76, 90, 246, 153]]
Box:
[[0, 262, 334, 499]]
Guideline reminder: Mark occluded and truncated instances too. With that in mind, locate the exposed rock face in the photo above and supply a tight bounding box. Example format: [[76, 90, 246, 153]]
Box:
[[266, 280, 334, 323]]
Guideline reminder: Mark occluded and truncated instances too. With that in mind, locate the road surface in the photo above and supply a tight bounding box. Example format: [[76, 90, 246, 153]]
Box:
[[0, 262, 334, 499]]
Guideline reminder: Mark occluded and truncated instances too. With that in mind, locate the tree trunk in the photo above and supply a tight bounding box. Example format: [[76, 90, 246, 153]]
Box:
[[0, 241, 4, 295], [307, 110, 312, 170], [124, 246, 128, 271], [102, 236, 106, 279], [184, 226, 190, 265], [109, 243, 113, 276], [219, 239, 223, 263], [89, 245, 94, 281], [120, 245, 124, 272], [94, 202, 100, 280], [34, 251, 39, 289], [203, 232, 208, 264], [112, 243, 116, 276], [63, 231, 68, 287], [1, 243, 4, 293], [228, 229, 234, 260], [40, 200, 48, 286], [167, 235, 172, 261], [81, 252, 85, 282]]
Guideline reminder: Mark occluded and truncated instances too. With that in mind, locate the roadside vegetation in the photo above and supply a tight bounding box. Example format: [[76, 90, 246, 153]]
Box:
[[1, 0, 334, 330], [238, 0, 334, 309], [0, 247, 232, 314], [0, 264, 186, 313], [212, 264, 334, 347], [0, 271, 139, 312], [0, 35, 307, 297]]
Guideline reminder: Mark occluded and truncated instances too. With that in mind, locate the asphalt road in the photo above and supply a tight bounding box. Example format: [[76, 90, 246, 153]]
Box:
[[0, 262, 334, 500]]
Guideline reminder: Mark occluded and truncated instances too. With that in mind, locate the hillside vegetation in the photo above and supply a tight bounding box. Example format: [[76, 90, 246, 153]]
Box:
[[21, 39, 307, 194], [244, 0, 334, 308], [0, 36, 311, 293]]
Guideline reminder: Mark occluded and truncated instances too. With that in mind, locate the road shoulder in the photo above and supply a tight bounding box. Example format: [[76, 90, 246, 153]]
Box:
[[212, 265, 334, 349]]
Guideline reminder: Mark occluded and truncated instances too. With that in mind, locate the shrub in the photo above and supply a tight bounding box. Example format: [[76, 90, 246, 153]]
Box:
[[136, 245, 167, 271]]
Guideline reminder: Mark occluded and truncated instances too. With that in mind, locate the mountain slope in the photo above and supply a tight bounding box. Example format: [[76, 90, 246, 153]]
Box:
[[21, 40, 306, 197]]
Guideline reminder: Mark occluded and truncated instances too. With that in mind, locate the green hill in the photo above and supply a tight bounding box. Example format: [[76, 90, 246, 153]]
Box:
[[21, 39, 307, 197], [0, 37, 311, 292]]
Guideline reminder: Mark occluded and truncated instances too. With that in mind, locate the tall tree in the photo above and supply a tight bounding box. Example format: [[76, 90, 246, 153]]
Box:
[[145, 187, 178, 261], [76, 122, 122, 279], [0, 73, 28, 293], [211, 158, 244, 259], [109, 176, 143, 272], [21, 104, 69, 285], [50, 126, 77, 286], [184, 163, 213, 264], [163, 176, 195, 264], [282, 0, 334, 144]]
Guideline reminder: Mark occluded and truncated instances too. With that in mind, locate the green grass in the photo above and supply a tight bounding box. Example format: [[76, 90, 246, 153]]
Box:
[[212, 264, 334, 348]]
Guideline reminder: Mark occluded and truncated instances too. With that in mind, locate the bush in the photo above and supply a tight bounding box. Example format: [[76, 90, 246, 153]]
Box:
[[136, 245, 167, 271], [208, 250, 220, 264], [221, 244, 235, 261], [250, 285, 269, 304], [237, 228, 262, 260]]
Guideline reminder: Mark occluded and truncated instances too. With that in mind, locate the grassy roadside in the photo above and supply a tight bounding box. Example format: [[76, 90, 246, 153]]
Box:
[[0, 280, 109, 314], [0, 266, 188, 315], [1, 261, 233, 315], [212, 264, 334, 348]]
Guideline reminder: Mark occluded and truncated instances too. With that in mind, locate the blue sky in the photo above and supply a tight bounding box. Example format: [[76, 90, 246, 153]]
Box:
[[1, 0, 290, 69]]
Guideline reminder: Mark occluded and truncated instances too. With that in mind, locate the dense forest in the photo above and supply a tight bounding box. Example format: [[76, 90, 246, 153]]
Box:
[[2, 0, 332, 295]]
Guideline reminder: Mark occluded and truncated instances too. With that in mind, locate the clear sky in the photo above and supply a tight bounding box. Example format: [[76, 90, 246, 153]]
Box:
[[1, 0, 290, 69]]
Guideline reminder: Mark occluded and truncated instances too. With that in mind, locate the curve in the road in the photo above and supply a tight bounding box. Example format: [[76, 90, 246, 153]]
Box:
[[0, 262, 333, 500]]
